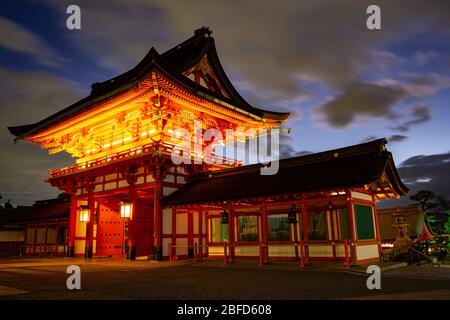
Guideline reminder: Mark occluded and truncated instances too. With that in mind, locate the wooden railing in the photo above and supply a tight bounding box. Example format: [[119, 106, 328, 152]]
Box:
[[50, 142, 241, 177]]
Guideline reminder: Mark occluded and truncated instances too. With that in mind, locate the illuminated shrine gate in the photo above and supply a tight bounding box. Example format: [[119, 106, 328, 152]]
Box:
[[8, 28, 408, 265]]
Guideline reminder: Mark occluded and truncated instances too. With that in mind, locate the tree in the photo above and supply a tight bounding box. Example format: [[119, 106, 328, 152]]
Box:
[[410, 190, 450, 235], [410, 190, 439, 211]]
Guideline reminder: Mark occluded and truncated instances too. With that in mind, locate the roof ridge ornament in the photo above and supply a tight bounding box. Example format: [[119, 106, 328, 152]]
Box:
[[194, 27, 212, 38]]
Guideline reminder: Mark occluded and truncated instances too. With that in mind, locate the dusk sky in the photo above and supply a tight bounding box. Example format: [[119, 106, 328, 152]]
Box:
[[0, 0, 449, 206]]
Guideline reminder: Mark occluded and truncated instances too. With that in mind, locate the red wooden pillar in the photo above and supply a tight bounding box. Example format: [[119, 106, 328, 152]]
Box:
[[205, 212, 209, 257], [68, 195, 77, 257], [293, 219, 299, 259], [329, 202, 337, 258], [55, 224, 60, 256], [153, 174, 163, 260], [171, 208, 177, 259], [85, 193, 95, 258], [301, 199, 309, 264], [198, 209, 203, 261], [261, 204, 268, 264], [346, 190, 357, 265], [372, 195, 382, 262], [43, 224, 48, 256], [228, 205, 235, 262], [188, 210, 194, 258], [126, 190, 137, 260]]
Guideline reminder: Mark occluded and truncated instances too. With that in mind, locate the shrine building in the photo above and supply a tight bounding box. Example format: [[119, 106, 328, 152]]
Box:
[[8, 27, 408, 265]]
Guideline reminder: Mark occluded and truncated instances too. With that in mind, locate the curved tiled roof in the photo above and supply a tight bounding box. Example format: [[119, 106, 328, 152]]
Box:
[[162, 139, 409, 206], [8, 27, 289, 139]]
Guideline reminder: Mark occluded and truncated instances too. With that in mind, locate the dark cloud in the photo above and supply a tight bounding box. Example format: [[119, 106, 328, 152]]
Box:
[[390, 105, 431, 132], [387, 134, 408, 143], [316, 82, 404, 128], [397, 152, 450, 199], [0, 67, 85, 205], [42, 0, 450, 107], [379, 151, 450, 208]]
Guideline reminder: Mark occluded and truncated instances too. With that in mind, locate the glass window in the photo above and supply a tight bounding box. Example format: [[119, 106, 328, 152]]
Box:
[[238, 216, 258, 242], [307, 211, 328, 240], [338, 209, 351, 240], [268, 214, 290, 241], [210, 218, 228, 242]]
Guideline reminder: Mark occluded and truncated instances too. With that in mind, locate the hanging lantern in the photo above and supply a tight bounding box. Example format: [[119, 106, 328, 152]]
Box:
[[120, 200, 132, 218], [221, 210, 229, 224], [79, 205, 90, 222], [288, 206, 298, 224]]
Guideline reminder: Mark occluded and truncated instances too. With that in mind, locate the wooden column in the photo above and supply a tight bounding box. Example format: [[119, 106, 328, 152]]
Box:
[[261, 204, 268, 264], [329, 202, 336, 259], [293, 217, 299, 259], [171, 208, 177, 259], [372, 195, 382, 261], [43, 224, 48, 256], [198, 209, 203, 261], [301, 197, 309, 264], [128, 190, 137, 260], [346, 190, 357, 265], [228, 205, 235, 262], [55, 224, 60, 256], [153, 168, 163, 260], [85, 192, 95, 258], [68, 195, 77, 257]]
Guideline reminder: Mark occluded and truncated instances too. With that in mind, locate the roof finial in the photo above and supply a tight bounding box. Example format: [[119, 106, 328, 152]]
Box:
[[195, 26, 212, 38]]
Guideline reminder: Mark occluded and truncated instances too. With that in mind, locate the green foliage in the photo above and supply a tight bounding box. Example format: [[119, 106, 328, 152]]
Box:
[[410, 190, 450, 235], [444, 212, 450, 234]]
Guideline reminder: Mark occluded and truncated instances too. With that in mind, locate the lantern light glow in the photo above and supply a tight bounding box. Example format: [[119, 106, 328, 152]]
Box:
[[79, 205, 90, 222], [120, 200, 132, 218]]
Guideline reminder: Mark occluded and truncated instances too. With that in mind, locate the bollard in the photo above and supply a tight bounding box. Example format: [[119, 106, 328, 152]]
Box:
[[344, 240, 350, 269], [299, 241, 305, 268]]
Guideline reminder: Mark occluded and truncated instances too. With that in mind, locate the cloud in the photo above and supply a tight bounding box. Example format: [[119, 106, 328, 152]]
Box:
[[387, 134, 408, 143], [390, 105, 431, 132], [414, 51, 441, 65], [0, 67, 85, 205], [397, 152, 450, 199], [315, 82, 404, 128], [0, 16, 65, 67], [42, 0, 450, 108], [401, 73, 450, 97]]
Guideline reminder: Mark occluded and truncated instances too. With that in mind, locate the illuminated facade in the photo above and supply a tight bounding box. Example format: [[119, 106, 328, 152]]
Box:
[[8, 28, 408, 265]]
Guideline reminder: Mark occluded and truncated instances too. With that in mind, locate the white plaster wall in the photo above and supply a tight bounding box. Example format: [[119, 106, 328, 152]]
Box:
[[356, 244, 379, 260]]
